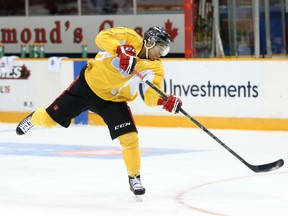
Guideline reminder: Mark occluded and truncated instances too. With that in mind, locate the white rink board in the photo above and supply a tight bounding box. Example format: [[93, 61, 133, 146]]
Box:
[[0, 59, 73, 112], [1, 59, 288, 119], [131, 59, 288, 118]]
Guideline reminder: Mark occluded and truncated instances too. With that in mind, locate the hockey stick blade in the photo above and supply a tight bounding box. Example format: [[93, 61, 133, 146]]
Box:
[[133, 70, 284, 173], [248, 159, 284, 173]]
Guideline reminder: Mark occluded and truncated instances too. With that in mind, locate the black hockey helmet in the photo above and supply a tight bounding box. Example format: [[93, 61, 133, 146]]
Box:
[[143, 26, 171, 56], [144, 26, 171, 47]]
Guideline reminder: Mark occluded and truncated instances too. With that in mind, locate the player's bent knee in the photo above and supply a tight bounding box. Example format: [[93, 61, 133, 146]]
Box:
[[118, 132, 139, 149], [31, 107, 57, 128]]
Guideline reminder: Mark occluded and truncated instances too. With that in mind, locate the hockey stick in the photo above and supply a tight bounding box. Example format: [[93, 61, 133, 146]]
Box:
[[134, 71, 284, 173]]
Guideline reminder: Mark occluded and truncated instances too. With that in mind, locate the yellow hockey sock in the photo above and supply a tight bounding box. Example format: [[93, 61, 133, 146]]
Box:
[[31, 107, 57, 128], [118, 132, 140, 177]]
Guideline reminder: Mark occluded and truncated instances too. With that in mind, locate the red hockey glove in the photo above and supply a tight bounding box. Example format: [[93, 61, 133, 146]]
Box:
[[116, 45, 137, 75], [158, 95, 182, 114]]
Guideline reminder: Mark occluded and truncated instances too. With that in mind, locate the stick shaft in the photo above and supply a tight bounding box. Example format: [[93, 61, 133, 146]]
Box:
[[134, 71, 260, 171]]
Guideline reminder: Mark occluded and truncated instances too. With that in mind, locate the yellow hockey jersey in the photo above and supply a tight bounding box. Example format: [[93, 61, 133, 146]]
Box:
[[84, 27, 164, 107]]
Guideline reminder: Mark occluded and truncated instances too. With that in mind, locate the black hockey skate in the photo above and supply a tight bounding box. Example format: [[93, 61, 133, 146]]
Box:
[[129, 175, 145, 202], [16, 112, 34, 135]]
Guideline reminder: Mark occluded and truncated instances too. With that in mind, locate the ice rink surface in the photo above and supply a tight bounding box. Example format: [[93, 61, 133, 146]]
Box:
[[0, 123, 287, 216]]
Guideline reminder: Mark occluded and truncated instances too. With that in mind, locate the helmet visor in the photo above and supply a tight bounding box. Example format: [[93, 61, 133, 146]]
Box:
[[155, 43, 170, 56]]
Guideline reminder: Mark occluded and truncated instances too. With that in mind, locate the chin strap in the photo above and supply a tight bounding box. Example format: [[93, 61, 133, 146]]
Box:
[[144, 40, 155, 59]]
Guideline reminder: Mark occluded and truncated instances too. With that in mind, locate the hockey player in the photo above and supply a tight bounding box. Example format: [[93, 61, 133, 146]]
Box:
[[16, 26, 182, 198]]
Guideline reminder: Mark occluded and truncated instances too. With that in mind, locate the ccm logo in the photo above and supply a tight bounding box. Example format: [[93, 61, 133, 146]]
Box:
[[125, 47, 136, 53], [115, 122, 131, 130]]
